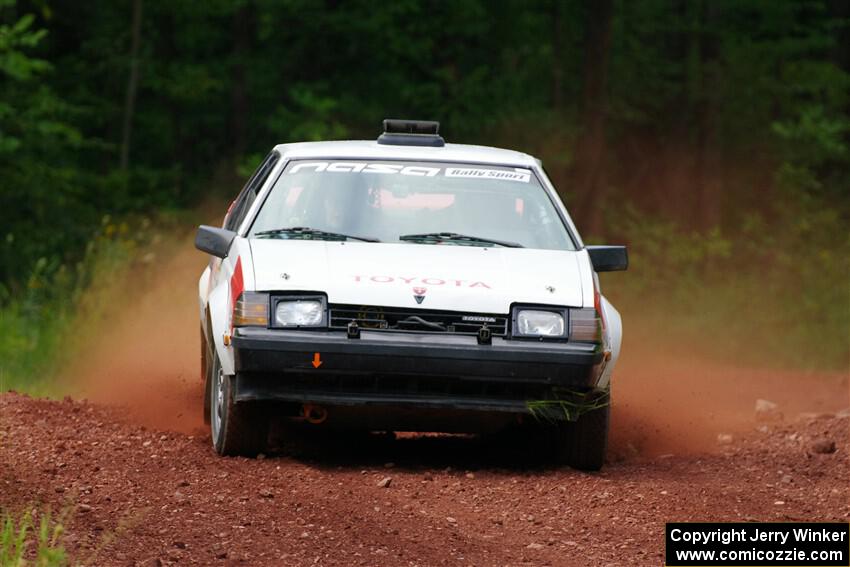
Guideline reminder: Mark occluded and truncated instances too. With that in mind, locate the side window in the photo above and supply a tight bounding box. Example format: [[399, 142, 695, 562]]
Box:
[[224, 151, 281, 232]]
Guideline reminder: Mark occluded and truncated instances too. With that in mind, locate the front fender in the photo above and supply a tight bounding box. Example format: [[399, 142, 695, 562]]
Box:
[[205, 238, 255, 376], [208, 277, 235, 375], [198, 264, 212, 341], [597, 295, 622, 389]]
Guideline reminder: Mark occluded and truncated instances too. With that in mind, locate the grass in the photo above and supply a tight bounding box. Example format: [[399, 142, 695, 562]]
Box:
[[0, 211, 195, 397], [0, 508, 67, 567], [596, 205, 850, 372], [526, 389, 610, 422], [0, 232, 136, 396]]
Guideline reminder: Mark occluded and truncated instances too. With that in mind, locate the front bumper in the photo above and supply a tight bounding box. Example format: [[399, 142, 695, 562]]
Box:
[[231, 328, 605, 417]]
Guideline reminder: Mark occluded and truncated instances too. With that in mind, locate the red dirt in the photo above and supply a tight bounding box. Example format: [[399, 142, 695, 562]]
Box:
[[1, 392, 848, 566], [611, 341, 849, 457]]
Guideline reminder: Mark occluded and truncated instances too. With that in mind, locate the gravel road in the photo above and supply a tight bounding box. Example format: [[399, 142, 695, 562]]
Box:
[[2, 391, 847, 566]]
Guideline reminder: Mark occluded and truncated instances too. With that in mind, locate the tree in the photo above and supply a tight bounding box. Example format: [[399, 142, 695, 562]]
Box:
[[119, 0, 143, 171], [573, 0, 614, 237]]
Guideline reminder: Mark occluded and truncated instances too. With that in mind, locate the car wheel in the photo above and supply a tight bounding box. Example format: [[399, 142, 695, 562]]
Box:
[[553, 397, 610, 471], [209, 353, 268, 457]]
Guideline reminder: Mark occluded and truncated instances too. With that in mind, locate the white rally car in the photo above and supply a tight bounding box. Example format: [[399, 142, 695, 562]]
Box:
[[196, 120, 627, 469]]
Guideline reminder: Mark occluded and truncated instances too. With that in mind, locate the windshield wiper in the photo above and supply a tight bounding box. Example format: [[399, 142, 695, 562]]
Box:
[[399, 232, 523, 248], [253, 227, 380, 243]]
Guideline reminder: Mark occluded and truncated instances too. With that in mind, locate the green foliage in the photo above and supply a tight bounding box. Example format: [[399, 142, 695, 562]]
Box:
[[0, 215, 169, 395], [0, 508, 66, 567], [527, 388, 610, 422], [0, 12, 48, 80], [266, 85, 349, 142], [773, 105, 850, 198], [0, 1, 91, 290], [601, 198, 849, 369]]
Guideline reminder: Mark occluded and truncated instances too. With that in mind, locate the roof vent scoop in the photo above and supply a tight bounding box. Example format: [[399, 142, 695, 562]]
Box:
[[377, 119, 445, 147]]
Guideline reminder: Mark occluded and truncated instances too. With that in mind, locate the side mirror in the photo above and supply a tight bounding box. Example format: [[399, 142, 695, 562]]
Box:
[[195, 225, 237, 258], [586, 245, 628, 272]]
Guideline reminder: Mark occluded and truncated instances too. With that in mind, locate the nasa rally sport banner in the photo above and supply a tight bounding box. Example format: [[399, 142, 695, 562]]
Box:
[[665, 523, 849, 566]]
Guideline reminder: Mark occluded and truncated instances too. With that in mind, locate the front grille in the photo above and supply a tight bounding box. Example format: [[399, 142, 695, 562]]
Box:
[[329, 304, 509, 336]]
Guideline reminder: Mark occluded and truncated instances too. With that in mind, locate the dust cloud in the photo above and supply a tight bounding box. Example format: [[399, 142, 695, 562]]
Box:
[[64, 235, 207, 436], [60, 232, 849, 458], [610, 335, 848, 458]]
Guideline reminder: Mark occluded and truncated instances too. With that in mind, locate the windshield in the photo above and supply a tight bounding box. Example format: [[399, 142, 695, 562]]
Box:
[[248, 160, 575, 250]]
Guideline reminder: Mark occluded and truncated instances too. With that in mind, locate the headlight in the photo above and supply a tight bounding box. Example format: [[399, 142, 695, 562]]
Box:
[[513, 309, 566, 338], [274, 298, 326, 327]]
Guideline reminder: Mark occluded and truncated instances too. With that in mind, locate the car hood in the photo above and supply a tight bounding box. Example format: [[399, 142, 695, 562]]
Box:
[[249, 239, 586, 313]]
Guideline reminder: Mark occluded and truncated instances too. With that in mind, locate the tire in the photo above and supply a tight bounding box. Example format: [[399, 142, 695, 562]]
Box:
[[553, 398, 610, 471], [209, 353, 268, 457]]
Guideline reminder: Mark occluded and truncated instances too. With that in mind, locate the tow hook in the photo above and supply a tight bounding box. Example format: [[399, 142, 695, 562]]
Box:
[[347, 321, 361, 339], [302, 404, 328, 425], [477, 324, 492, 345]]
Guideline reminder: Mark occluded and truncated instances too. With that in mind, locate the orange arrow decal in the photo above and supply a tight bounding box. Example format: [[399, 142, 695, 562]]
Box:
[[312, 353, 322, 368]]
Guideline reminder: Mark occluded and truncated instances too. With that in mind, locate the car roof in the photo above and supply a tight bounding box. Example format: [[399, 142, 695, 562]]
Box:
[[272, 140, 541, 168]]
